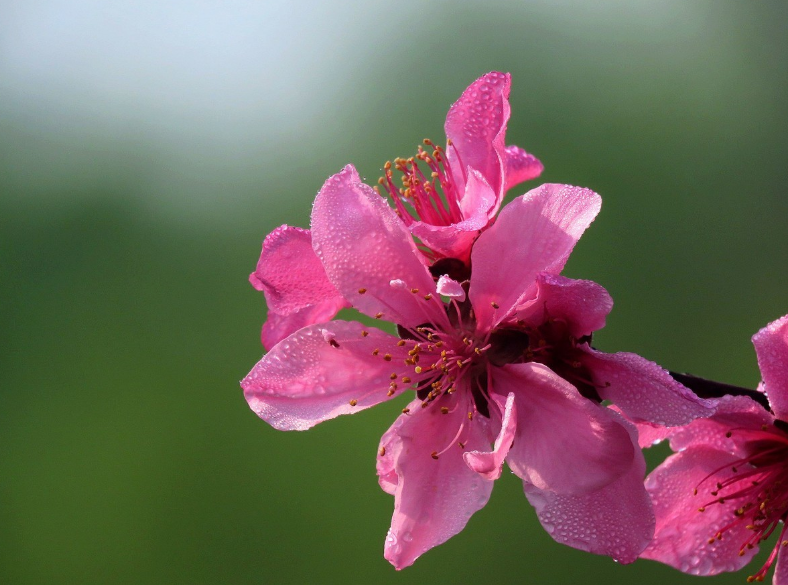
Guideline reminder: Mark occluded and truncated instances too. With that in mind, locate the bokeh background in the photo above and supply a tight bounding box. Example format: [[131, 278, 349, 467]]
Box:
[[2, 1, 787, 583]]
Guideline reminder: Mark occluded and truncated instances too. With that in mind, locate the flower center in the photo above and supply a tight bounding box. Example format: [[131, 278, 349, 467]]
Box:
[[695, 424, 788, 582], [376, 138, 465, 228]]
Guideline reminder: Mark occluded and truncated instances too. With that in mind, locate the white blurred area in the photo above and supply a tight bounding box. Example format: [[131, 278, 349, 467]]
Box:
[[0, 0, 710, 215]]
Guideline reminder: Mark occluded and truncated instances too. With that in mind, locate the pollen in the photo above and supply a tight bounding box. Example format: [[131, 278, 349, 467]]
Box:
[[415, 366, 423, 373]]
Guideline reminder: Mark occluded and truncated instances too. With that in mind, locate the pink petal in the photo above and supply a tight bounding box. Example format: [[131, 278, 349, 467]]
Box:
[[444, 71, 510, 195], [515, 273, 613, 338], [408, 222, 479, 263], [250, 225, 348, 349], [310, 165, 447, 329], [642, 446, 759, 575], [492, 362, 634, 494], [464, 392, 516, 480], [503, 145, 544, 192], [408, 169, 495, 261], [261, 302, 347, 351], [753, 314, 788, 420], [242, 321, 415, 431], [383, 393, 495, 569], [775, 547, 788, 585], [469, 184, 602, 332], [436, 274, 466, 301], [377, 414, 406, 496], [665, 394, 773, 454], [583, 349, 715, 426], [523, 419, 652, 563]]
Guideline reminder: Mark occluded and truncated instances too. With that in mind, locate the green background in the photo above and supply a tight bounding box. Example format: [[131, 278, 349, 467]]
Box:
[[2, 1, 787, 583]]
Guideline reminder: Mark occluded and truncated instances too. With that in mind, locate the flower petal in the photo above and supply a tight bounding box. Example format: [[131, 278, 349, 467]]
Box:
[[436, 275, 466, 301], [775, 546, 788, 585], [444, 71, 510, 195], [242, 321, 414, 431], [493, 362, 634, 494], [664, 394, 773, 454], [523, 419, 652, 564], [260, 303, 347, 351], [583, 349, 715, 426], [515, 273, 613, 338], [469, 184, 602, 332], [503, 145, 544, 192], [250, 225, 348, 349], [311, 165, 447, 329], [753, 314, 788, 420], [641, 446, 759, 575], [383, 394, 494, 569], [464, 392, 516, 480]]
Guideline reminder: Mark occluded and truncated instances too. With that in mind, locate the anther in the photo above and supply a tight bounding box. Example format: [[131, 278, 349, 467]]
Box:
[[491, 301, 499, 309], [410, 288, 419, 294], [379, 447, 386, 456], [397, 340, 406, 346], [361, 330, 369, 337], [384, 354, 392, 361], [329, 339, 340, 348], [390, 373, 397, 380], [372, 349, 379, 356], [468, 412, 474, 420], [726, 431, 733, 438], [401, 377, 411, 384], [375, 312, 383, 319], [423, 294, 432, 301], [415, 366, 423, 373], [349, 399, 358, 406], [440, 407, 449, 414], [431, 451, 439, 460], [358, 288, 367, 294], [402, 408, 410, 414]]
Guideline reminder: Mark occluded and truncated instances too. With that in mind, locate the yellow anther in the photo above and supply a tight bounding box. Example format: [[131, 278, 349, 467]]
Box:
[[491, 301, 499, 309], [349, 399, 358, 406], [375, 312, 383, 319], [361, 330, 369, 337], [390, 373, 398, 380], [372, 349, 379, 356], [384, 354, 392, 361], [401, 377, 411, 384], [379, 447, 386, 456], [423, 294, 432, 301], [402, 408, 410, 414], [397, 340, 406, 346], [440, 407, 449, 414], [468, 412, 474, 420], [410, 288, 419, 294], [415, 366, 423, 374]]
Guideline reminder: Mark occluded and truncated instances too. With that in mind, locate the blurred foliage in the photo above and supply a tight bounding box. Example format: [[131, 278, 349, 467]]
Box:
[[1, 1, 787, 583]]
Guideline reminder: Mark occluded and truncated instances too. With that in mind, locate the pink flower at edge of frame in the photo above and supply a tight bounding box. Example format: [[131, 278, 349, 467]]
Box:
[[641, 315, 788, 585], [242, 165, 712, 569]]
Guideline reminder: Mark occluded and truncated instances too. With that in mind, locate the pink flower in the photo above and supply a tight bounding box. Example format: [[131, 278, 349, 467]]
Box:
[[377, 71, 542, 263], [641, 315, 788, 584], [243, 165, 712, 568], [249, 72, 540, 349]]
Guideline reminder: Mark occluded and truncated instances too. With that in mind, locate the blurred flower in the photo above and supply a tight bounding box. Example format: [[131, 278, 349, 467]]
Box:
[[242, 165, 712, 568], [641, 315, 788, 584], [377, 71, 542, 263]]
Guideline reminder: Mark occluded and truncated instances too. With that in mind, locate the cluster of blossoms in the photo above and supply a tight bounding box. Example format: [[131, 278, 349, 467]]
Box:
[[241, 72, 788, 581]]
